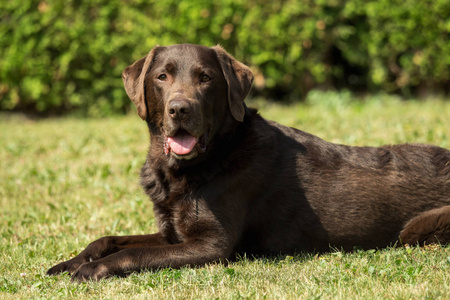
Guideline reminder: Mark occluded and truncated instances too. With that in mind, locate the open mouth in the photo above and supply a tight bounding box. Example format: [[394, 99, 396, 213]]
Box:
[[164, 129, 207, 158]]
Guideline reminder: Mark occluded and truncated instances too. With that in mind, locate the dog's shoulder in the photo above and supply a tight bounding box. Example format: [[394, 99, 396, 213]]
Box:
[[244, 107, 317, 149]]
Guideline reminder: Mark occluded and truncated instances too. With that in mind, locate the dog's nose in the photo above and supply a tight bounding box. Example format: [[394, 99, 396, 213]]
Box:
[[168, 99, 190, 120]]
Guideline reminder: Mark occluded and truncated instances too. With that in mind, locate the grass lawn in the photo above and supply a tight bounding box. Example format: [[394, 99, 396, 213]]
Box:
[[1, 93, 450, 299]]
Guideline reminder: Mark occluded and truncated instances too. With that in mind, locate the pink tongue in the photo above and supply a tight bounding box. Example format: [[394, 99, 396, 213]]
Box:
[[167, 132, 198, 155]]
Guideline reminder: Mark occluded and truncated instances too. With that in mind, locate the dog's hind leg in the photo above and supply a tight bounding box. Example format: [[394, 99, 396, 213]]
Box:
[[400, 205, 450, 246]]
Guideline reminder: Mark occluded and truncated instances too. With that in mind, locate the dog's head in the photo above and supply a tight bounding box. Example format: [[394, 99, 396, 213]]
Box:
[[122, 44, 253, 162]]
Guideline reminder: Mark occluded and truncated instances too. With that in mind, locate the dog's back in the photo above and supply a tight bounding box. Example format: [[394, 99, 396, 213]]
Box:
[[236, 113, 450, 252]]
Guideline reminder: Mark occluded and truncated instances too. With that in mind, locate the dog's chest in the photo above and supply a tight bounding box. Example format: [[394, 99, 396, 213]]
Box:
[[154, 190, 207, 243]]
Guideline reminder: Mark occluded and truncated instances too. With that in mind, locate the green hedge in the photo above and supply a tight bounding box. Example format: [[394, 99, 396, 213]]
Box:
[[1, 0, 449, 115]]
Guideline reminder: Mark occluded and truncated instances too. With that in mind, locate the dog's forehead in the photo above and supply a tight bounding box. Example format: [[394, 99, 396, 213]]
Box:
[[155, 44, 218, 70]]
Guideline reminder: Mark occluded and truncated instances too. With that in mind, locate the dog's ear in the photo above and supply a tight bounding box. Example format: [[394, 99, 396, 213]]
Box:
[[213, 45, 253, 122], [122, 46, 160, 120]]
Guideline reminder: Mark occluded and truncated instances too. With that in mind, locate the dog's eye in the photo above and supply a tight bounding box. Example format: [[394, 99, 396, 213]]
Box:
[[158, 74, 168, 81], [200, 74, 211, 82]]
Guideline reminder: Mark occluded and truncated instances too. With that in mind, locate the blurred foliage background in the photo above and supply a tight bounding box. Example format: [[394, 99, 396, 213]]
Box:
[[0, 0, 449, 116]]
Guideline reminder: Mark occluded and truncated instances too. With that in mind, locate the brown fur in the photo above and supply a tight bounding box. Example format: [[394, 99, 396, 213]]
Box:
[[47, 44, 450, 281]]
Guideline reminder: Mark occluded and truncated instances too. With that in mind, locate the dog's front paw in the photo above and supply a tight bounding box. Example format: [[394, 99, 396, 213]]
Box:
[[71, 262, 113, 282], [47, 258, 85, 276]]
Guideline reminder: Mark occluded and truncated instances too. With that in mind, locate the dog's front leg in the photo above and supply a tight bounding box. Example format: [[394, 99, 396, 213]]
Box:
[[47, 233, 168, 275], [71, 239, 229, 281]]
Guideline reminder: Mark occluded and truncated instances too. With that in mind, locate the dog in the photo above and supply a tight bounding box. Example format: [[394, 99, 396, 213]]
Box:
[[47, 44, 450, 281]]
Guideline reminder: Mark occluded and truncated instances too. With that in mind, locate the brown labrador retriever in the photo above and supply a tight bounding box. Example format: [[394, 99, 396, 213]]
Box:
[[47, 44, 450, 281]]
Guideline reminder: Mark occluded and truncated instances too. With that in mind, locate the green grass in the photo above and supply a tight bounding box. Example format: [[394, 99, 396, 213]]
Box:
[[1, 93, 450, 299]]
